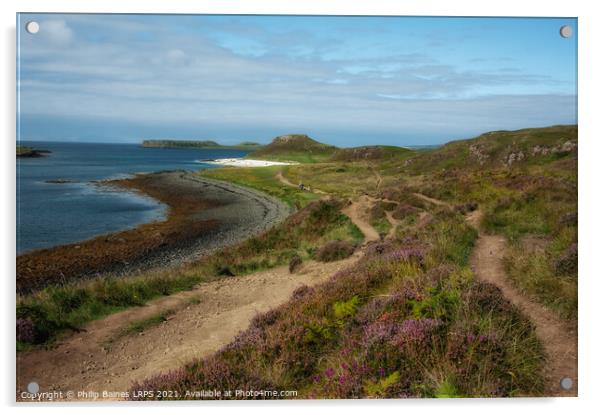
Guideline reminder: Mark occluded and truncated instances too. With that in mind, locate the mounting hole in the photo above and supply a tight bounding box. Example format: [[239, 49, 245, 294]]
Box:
[[27, 381, 40, 394], [560, 377, 573, 390], [559, 25, 573, 38], [25, 21, 40, 34]]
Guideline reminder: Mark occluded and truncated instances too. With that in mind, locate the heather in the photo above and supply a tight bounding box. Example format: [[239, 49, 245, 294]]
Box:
[[394, 127, 577, 320], [315, 240, 357, 262], [130, 206, 543, 399]]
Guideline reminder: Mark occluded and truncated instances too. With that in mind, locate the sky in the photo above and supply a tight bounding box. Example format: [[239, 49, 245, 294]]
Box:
[[17, 14, 577, 146]]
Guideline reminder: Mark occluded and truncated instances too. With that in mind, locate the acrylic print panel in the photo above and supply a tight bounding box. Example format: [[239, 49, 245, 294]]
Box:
[[16, 13, 577, 401]]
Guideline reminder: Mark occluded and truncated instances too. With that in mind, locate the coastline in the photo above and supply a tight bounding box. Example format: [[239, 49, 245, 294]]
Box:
[[16, 171, 291, 293], [201, 158, 298, 167]]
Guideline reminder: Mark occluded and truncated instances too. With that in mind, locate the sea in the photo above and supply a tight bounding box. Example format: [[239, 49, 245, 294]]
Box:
[[16, 141, 248, 254]]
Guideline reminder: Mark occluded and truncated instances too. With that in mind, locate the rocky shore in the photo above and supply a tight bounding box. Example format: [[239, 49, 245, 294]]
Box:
[[16, 171, 291, 293]]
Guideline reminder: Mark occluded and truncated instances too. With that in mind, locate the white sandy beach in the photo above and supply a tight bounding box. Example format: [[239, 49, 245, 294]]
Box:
[[201, 158, 298, 167]]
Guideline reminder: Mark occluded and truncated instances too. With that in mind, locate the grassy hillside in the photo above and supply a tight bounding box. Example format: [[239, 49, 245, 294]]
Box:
[[248, 134, 338, 163], [330, 145, 411, 162], [389, 125, 578, 318], [214, 125, 577, 318], [142, 139, 263, 150], [403, 125, 577, 173]]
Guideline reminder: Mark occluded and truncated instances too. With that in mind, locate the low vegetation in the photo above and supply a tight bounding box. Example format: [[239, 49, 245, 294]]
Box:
[[201, 166, 319, 208], [130, 204, 544, 399], [369, 202, 393, 237], [315, 240, 356, 262]]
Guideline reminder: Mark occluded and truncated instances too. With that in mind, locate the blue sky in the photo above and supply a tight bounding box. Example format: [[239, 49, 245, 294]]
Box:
[[17, 14, 577, 146]]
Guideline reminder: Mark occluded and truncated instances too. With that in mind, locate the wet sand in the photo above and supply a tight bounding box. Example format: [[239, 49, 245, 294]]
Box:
[[16, 171, 291, 293]]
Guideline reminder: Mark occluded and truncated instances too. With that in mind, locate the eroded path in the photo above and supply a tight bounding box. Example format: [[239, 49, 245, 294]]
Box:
[[17, 256, 360, 400], [342, 195, 381, 243], [17, 196, 381, 401], [466, 210, 578, 396]]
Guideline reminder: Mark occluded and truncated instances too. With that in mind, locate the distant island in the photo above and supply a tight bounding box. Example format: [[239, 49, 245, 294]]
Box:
[[141, 139, 263, 151], [16, 145, 51, 158]]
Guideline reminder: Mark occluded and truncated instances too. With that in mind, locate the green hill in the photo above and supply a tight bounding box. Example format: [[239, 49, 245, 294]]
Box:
[[330, 145, 411, 162], [142, 139, 263, 150], [248, 134, 338, 163], [403, 125, 577, 173]]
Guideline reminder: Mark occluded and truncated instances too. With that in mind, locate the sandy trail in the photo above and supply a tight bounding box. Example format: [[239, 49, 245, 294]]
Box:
[[412, 192, 449, 207], [466, 210, 577, 397], [276, 170, 297, 188], [17, 256, 360, 400], [342, 195, 380, 243], [384, 210, 400, 239], [17, 196, 380, 401], [276, 170, 327, 195]]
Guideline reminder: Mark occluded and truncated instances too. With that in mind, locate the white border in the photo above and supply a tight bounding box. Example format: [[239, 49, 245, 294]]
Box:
[[2, 1, 600, 414]]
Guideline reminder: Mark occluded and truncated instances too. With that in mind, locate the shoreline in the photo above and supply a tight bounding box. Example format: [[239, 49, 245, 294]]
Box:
[[201, 158, 298, 167], [16, 171, 291, 293]]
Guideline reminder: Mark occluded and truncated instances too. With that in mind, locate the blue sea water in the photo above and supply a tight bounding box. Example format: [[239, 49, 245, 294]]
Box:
[[17, 141, 248, 254]]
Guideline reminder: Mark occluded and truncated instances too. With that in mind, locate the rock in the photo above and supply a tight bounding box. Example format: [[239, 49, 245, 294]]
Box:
[[469, 144, 489, 165], [505, 151, 525, 166], [45, 179, 77, 184], [560, 140, 577, 152], [531, 145, 550, 156]]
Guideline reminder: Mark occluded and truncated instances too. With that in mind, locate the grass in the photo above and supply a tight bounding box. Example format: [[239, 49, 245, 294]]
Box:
[[200, 166, 319, 208], [369, 202, 393, 238], [504, 229, 578, 319], [17, 271, 202, 345], [130, 205, 544, 399]]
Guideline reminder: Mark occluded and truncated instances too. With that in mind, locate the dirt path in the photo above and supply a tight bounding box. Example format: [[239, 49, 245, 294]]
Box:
[[276, 170, 297, 188], [17, 194, 379, 401], [370, 166, 383, 190], [17, 256, 360, 401], [467, 210, 577, 396], [412, 192, 449, 207], [276, 170, 327, 195], [342, 195, 380, 243], [276, 169, 381, 244], [384, 210, 400, 239]]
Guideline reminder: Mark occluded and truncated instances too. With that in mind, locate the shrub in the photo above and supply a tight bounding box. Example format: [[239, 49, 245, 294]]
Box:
[[392, 204, 420, 220], [288, 255, 302, 273], [454, 202, 478, 215], [315, 240, 356, 262], [555, 243, 577, 275], [16, 318, 35, 343]]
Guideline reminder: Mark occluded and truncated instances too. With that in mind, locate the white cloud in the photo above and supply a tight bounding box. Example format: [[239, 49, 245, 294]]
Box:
[[40, 20, 73, 46], [17, 15, 576, 144]]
